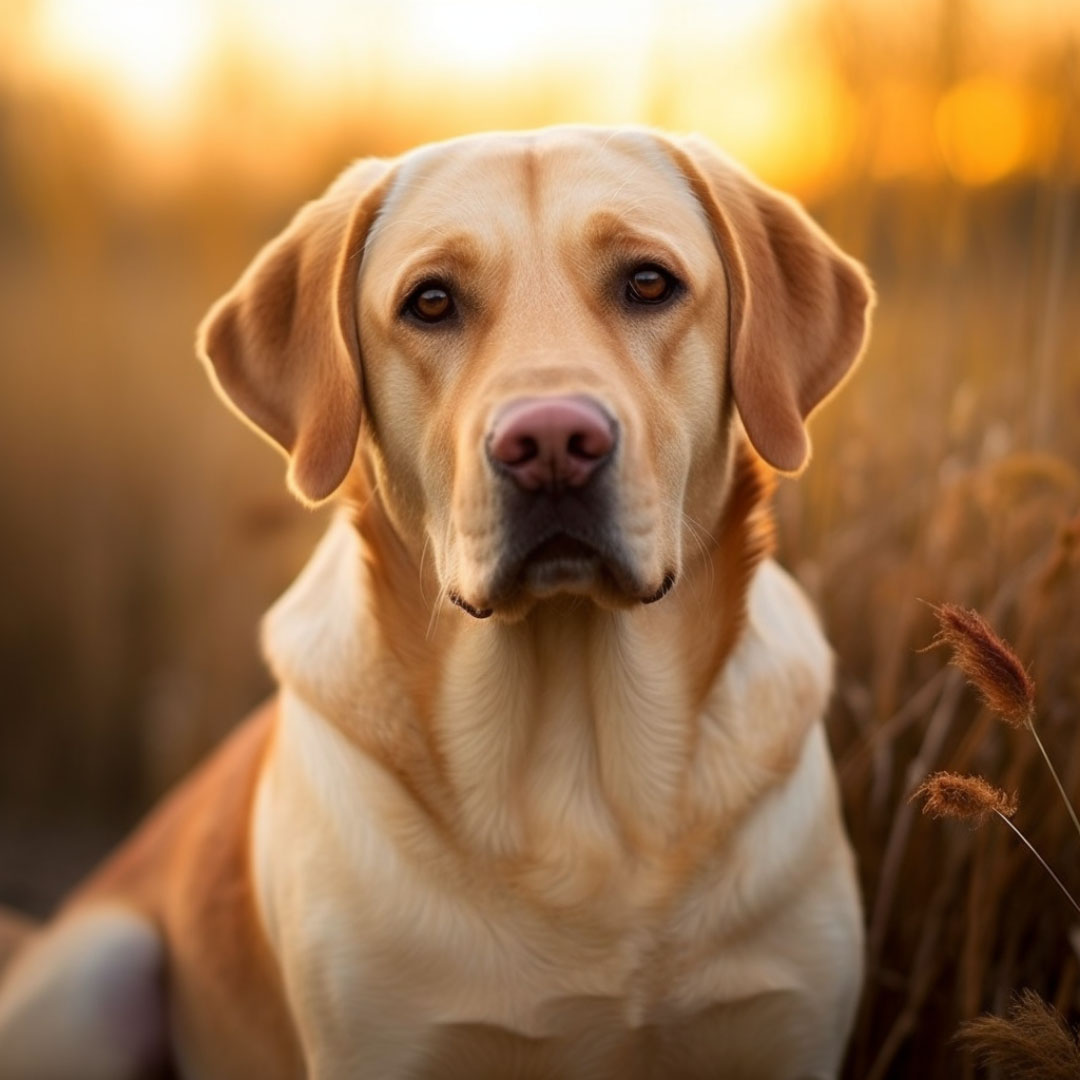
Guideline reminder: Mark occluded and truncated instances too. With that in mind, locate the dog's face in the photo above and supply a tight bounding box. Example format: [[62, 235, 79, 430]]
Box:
[[358, 131, 730, 618], [199, 128, 872, 620]]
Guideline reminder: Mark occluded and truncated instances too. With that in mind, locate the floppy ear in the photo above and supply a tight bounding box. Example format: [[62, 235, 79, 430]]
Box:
[[666, 135, 874, 472], [197, 160, 392, 504]]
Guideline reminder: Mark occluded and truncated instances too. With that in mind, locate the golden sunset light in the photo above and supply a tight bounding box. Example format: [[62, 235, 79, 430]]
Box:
[[25, 0, 792, 111], [30, 0, 212, 116], [1, 2, 1079, 1077], [12, 0, 1074, 194]]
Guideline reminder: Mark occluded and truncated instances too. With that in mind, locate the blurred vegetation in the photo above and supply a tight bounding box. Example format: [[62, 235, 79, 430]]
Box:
[[0, 0, 1078, 1075]]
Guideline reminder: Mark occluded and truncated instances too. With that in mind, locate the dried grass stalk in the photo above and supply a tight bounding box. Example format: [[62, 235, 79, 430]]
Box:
[[926, 601, 1080, 841], [912, 771, 1080, 915], [927, 602, 1035, 728], [957, 989, 1080, 1078], [912, 771, 1018, 826]]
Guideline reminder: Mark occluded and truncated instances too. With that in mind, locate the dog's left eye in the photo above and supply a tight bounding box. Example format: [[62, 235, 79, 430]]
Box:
[[626, 265, 677, 305], [404, 282, 455, 324]]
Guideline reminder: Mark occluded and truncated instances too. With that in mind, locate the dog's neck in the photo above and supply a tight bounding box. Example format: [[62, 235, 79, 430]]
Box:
[[263, 446, 779, 876]]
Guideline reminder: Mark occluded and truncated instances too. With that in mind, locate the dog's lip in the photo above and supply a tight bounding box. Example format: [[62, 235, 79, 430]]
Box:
[[641, 571, 677, 604], [449, 592, 493, 619]]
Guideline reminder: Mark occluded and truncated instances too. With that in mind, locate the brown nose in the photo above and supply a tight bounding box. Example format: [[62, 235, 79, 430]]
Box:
[[488, 396, 616, 492]]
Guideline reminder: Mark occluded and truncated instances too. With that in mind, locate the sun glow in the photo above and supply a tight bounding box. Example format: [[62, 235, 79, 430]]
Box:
[[32, 0, 213, 120], [14, 0, 1078, 191], [28, 0, 791, 114]]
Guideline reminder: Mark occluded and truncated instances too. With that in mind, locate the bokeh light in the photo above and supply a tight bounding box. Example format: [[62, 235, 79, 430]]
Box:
[[936, 76, 1031, 185]]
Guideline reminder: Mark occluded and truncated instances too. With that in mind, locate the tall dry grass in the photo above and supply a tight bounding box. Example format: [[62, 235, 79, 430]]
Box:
[[0, 4, 1078, 1076], [907, 602, 1080, 1072], [788, 179, 1080, 1075]]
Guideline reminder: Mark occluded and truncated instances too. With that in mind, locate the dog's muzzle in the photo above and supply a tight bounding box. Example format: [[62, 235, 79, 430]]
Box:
[[447, 393, 674, 615]]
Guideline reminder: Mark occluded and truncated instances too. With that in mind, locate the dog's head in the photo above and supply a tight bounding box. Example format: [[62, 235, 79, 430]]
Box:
[[198, 128, 872, 621]]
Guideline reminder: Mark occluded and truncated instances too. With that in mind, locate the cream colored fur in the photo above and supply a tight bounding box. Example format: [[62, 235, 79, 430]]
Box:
[[255, 519, 861, 1078]]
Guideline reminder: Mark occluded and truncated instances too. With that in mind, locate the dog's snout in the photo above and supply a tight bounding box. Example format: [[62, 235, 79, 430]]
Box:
[[487, 396, 615, 492]]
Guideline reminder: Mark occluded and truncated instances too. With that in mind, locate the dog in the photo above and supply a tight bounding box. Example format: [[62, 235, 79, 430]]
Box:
[[0, 126, 872, 1079]]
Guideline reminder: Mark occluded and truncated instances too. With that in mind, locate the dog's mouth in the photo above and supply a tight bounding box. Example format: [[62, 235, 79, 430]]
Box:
[[521, 534, 674, 604], [527, 531, 602, 565], [502, 521, 632, 596], [516, 530, 607, 589], [448, 523, 674, 619], [448, 477, 675, 618], [527, 533, 596, 561]]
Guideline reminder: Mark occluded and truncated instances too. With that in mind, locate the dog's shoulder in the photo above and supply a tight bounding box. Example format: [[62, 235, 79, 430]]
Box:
[[744, 558, 833, 688], [709, 559, 834, 764]]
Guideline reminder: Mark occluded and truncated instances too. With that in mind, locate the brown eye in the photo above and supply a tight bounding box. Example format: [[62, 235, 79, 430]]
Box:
[[627, 265, 675, 304], [406, 283, 454, 323]]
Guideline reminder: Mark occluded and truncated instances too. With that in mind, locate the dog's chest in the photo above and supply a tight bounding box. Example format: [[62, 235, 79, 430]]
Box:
[[252, 566, 844, 1075], [263, 810, 832, 1080], [285, 793, 730, 1018], [285, 838, 782, 1078], [254, 712, 833, 1080]]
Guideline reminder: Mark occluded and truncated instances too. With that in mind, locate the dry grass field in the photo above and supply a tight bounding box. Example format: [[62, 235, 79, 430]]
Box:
[[0, 1, 1078, 1075]]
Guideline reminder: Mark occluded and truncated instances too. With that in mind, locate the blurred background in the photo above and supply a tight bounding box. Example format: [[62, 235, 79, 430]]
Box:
[[0, 0, 1078, 1074]]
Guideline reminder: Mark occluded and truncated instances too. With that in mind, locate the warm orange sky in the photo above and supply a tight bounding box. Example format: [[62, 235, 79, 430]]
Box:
[[21, 0, 789, 110], [5, 0, 1077, 194]]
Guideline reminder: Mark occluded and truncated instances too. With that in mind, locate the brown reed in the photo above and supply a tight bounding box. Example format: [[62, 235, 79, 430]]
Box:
[[956, 989, 1080, 1078], [925, 603, 1035, 728], [912, 769, 1080, 916], [927, 602, 1080, 841], [914, 603, 1080, 1075], [911, 771, 1017, 826]]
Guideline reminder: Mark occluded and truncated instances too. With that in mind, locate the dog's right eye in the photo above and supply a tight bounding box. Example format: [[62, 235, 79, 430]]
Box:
[[404, 282, 455, 324]]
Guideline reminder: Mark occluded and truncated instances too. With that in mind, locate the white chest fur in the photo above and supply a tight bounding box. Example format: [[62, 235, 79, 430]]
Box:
[[252, 526, 862, 1078]]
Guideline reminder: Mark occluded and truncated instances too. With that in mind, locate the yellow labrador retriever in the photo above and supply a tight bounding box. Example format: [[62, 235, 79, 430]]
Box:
[[0, 126, 872, 1079]]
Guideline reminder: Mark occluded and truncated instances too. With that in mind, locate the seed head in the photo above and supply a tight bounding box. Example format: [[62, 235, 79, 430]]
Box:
[[912, 771, 1018, 826], [927, 603, 1036, 728], [957, 989, 1080, 1078]]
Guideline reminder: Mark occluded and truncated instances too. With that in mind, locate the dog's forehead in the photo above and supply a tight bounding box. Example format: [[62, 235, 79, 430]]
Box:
[[371, 128, 710, 251]]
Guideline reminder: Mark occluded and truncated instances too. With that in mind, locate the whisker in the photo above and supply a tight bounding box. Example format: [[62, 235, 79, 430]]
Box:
[[680, 510, 715, 611], [418, 534, 432, 605]]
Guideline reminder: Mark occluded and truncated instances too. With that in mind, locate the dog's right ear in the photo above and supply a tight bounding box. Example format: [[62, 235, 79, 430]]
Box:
[[197, 160, 392, 505]]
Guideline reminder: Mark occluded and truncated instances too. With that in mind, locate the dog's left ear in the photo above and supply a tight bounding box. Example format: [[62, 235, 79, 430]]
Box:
[[197, 160, 392, 504], [664, 135, 874, 473]]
